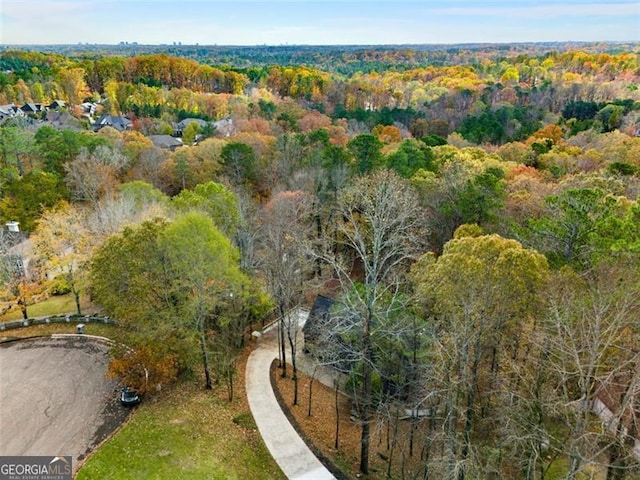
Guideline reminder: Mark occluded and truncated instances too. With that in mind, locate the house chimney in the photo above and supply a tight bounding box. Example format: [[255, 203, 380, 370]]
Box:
[[6, 221, 19, 232]]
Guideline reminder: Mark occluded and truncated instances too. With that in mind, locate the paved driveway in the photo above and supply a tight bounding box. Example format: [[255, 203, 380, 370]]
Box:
[[0, 336, 129, 472], [246, 311, 335, 480]]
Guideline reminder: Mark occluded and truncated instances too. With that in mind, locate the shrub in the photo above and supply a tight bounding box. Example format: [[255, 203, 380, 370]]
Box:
[[48, 276, 71, 295]]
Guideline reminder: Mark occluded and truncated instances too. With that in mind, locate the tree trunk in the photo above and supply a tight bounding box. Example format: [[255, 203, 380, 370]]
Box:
[[227, 360, 234, 402], [606, 439, 626, 480], [199, 328, 212, 390], [287, 319, 298, 405], [360, 341, 372, 474], [279, 310, 287, 378], [459, 341, 482, 480], [334, 378, 340, 449], [73, 288, 82, 316], [18, 297, 28, 320], [308, 368, 317, 417]]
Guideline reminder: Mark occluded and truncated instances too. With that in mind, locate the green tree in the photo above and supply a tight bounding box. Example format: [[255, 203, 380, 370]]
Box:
[[90, 219, 171, 325], [0, 170, 67, 232], [385, 139, 434, 178], [411, 231, 549, 479], [160, 212, 249, 390], [171, 181, 240, 237], [90, 213, 252, 391], [348, 133, 383, 174], [440, 166, 506, 226], [595, 104, 625, 132], [523, 188, 618, 268], [181, 121, 201, 145], [34, 127, 108, 178], [0, 127, 34, 176], [220, 142, 258, 188]]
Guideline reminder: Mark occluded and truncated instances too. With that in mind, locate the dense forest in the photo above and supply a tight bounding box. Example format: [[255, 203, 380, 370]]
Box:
[[1, 42, 640, 479]]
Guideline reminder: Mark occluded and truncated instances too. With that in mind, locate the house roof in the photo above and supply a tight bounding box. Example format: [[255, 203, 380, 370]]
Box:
[[0, 104, 23, 121], [303, 294, 335, 337], [148, 134, 183, 149], [48, 100, 66, 109], [22, 103, 45, 113], [212, 117, 234, 136], [94, 114, 132, 131], [176, 118, 208, 129]]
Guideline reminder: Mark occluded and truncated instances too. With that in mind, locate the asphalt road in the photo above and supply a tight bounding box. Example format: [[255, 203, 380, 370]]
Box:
[[0, 336, 129, 472]]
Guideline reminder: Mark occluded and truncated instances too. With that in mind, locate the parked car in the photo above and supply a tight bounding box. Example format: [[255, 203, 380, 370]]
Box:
[[120, 387, 140, 406]]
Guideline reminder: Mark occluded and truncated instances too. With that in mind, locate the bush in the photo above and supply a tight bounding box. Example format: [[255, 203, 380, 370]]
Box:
[[48, 276, 71, 295]]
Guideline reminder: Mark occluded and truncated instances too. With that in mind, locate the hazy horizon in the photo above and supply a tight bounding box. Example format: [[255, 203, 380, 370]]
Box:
[[1, 1, 638, 46]]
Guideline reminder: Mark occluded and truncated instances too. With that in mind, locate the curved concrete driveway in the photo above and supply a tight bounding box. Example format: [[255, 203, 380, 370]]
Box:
[[0, 336, 128, 472], [246, 317, 334, 480]]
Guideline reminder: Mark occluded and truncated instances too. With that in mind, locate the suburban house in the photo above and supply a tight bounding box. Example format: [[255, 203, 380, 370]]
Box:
[[173, 118, 209, 137], [45, 111, 77, 129], [302, 294, 335, 352], [212, 117, 234, 137], [21, 103, 45, 115], [0, 100, 67, 124], [47, 100, 66, 110], [0, 104, 23, 123], [79, 102, 98, 116], [148, 134, 184, 151], [171, 117, 235, 138], [93, 114, 133, 132], [592, 374, 640, 459]]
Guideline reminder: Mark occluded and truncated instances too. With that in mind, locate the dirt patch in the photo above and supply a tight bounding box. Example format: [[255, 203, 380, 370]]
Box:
[[272, 360, 427, 479]]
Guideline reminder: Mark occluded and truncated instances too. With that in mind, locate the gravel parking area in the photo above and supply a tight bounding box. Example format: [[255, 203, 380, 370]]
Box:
[[0, 336, 131, 472]]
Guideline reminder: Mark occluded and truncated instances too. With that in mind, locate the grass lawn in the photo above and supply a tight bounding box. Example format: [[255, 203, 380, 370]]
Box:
[[76, 381, 285, 480], [0, 293, 94, 321]]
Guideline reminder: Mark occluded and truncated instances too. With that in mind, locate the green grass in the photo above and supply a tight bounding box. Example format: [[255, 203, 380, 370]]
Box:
[[77, 383, 286, 480], [546, 457, 570, 480], [0, 293, 90, 321]]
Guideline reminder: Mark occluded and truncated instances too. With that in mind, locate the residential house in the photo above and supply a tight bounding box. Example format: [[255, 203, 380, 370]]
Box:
[[173, 118, 209, 137], [0, 104, 23, 123], [93, 114, 132, 132], [79, 102, 97, 116], [212, 117, 234, 137], [47, 100, 66, 110], [21, 103, 44, 115], [592, 374, 640, 459], [148, 134, 184, 151], [45, 111, 76, 129], [302, 294, 335, 351]]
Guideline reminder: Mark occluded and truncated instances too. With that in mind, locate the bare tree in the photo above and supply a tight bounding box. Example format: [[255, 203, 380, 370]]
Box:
[[64, 145, 129, 203], [258, 190, 314, 404], [85, 188, 168, 244], [543, 260, 640, 480], [314, 170, 427, 474]]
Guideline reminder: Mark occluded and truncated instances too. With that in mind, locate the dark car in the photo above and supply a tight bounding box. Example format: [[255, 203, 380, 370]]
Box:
[[120, 387, 140, 406]]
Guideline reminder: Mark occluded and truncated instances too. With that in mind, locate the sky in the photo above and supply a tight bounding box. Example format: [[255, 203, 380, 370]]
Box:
[[1, 0, 638, 46]]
